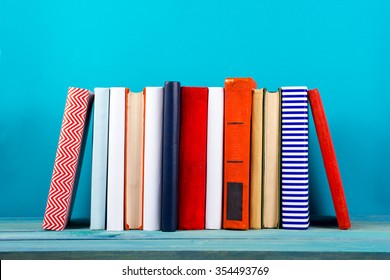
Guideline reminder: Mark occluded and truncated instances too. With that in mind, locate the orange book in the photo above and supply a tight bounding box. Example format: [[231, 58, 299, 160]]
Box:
[[223, 78, 257, 230], [124, 90, 144, 230]]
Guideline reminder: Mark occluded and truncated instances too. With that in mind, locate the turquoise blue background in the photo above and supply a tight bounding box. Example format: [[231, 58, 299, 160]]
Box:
[[1, 0, 389, 219]]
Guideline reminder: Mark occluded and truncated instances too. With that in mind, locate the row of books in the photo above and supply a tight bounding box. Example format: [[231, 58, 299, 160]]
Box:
[[42, 78, 351, 231]]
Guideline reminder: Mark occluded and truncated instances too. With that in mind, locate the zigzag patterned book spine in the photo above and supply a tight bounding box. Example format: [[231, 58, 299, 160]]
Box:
[[281, 86, 310, 229], [43, 87, 92, 231]]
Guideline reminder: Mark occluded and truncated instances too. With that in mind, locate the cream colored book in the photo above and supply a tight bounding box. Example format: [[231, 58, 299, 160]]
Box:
[[262, 89, 281, 229], [250, 88, 264, 229], [125, 90, 144, 230]]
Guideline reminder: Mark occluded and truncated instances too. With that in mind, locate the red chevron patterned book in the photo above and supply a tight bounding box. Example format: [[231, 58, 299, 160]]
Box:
[[178, 87, 208, 230], [43, 87, 93, 231], [308, 88, 351, 230]]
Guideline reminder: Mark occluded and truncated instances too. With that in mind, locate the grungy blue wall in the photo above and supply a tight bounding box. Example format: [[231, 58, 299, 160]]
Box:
[[1, 0, 389, 218]]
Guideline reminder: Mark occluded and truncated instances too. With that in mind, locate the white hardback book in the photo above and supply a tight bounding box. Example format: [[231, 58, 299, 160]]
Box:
[[143, 87, 163, 231], [106, 87, 126, 231], [90, 88, 110, 230], [205, 87, 224, 229]]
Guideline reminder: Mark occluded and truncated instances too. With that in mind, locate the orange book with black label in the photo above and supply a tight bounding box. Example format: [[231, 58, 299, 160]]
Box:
[[223, 78, 257, 230]]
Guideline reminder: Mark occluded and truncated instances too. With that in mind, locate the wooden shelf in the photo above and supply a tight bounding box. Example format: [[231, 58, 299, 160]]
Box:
[[1, 216, 390, 260]]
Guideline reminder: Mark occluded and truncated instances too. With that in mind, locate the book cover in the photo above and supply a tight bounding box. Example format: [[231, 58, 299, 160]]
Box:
[[262, 89, 281, 229], [125, 90, 144, 230], [178, 87, 208, 230], [281, 86, 310, 229], [90, 87, 110, 230], [223, 78, 256, 230], [308, 88, 351, 230], [43, 87, 93, 231], [106, 87, 127, 231], [250, 88, 264, 229], [143, 87, 164, 231], [205, 87, 224, 230], [161, 81, 181, 232]]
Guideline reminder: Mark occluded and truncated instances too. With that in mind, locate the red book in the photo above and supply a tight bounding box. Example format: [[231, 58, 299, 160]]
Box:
[[178, 87, 208, 230], [223, 78, 257, 230], [43, 87, 93, 231], [308, 88, 351, 230]]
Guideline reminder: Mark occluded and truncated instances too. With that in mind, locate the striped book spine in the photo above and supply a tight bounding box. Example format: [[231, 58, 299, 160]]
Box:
[[281, 86, 309, 229]]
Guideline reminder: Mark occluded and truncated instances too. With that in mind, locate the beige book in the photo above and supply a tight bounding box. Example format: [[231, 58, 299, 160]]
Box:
[[125, 90, 144, 230], [250, 89, 264, 229], [262, 89, 281, 228]]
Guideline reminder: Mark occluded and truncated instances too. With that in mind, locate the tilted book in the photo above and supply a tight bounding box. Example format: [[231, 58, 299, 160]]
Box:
[[106, 87, 127, 231], [43, 87, 93, 231], [125, 90, 144, 230], [223, 78, 256, 230], [178, 87, 208, 230], [143, 87, 163, 231], [161, 81, 181, 232], [90, 87, 110, 230], [205, 87, 224, 230], [281, 86, 310, 230], [262, 89, 281, 229], [250, 88, 264, 229], [308, 88, 351, 230]]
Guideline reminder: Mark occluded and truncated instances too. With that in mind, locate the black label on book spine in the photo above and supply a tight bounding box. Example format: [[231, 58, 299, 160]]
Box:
[[226, 182, 243, 221]]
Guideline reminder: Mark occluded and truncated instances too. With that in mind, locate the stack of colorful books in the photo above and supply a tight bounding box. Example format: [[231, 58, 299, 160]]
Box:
[[42, 78, 351, 231]]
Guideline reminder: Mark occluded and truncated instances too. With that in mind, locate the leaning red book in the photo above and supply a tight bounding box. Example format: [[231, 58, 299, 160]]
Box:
[[43, 87, 93, 231], [308, 88, 351, 230]]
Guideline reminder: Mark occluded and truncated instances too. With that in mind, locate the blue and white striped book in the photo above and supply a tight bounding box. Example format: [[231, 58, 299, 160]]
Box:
[[281, 86, 309, 229]]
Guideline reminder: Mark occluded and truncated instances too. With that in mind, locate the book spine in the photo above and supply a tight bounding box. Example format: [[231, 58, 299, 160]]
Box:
[[250, 89, 264, 229], [205, 87, 224, 230], [161, 81, 181, 232], [223, 78, 256, 230], [143, 87, 163, 231], [90, 88, 110, 230], [308, 88, 351, 230], [125, 91, 144, 230], [125, 92, 144, 230], [262, 90, 281, 229], [43, 87, 92, 231], [106, 87, 126, 231], [281, 87, 310, 229], [178, 87, 208, 230]]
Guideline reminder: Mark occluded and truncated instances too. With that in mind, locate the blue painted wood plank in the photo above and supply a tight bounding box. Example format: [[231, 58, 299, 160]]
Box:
[[1, 216, 390, 259]]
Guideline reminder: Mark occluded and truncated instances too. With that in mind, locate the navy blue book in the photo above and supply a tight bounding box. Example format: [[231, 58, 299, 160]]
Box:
[[281, 86, 310, 229], [161, 81, 181, 232]]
